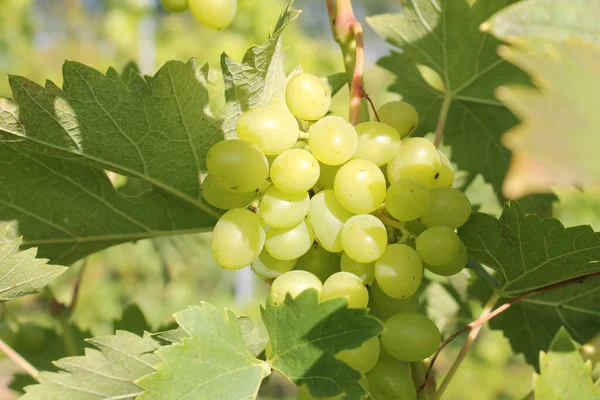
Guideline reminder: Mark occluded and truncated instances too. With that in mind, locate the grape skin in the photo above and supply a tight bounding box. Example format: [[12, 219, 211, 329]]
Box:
[[160, 0, 188, 12], [377, 101, 419, 138], [236, 106, 299, 155], [341, 215, 387, 263], [425, 239, 468, 276], [201, 174, 256, 210], [353, 121, 402, 166], [381, 312, 441, 362], [432, 150, 455, 188], [374, 244, 423, 299], [368, 281, 419, 320], [251, 250, 297, 279], [308, 116, 358, 165], [321, 271, 369, 309], [336, 336, 380, 374], [285, 73, 331, 121], [307, 190, 354, 253], [189, 0, 237, 30], [295, 243, 341, 282], [420, 187, 471, 229], [366, 359, 417, 400], [259, 186, 310, 229], [270, 270, 322, 305], [387, 137, 441, 188], [270, 149, 320, 194], [334, 159, 387, 214], [340, 252, 375, 284], [265, 218, 315, 261], [385, 179, 431, 222], [211, 208, 265, 270], [415, 226, 460, 266]]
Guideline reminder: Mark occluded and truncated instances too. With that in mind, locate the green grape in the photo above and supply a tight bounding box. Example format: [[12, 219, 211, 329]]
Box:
[[385, 179, 431, 222], [307, 190, 354, 253], [313, 163, 341, 192], [265, 218, 314, 260], [295, 244, 341, 282], [405, 220, 428, 236], [374, 244, 423, 299], [432, 150, 455, 188], [270, 149, 320, 194], [259, 186, 310, 228], [160, 0, 188, 12], [420, 187, 471, 229], [211, 208, 265, 269], [207, 139, 268, 192], [377, 101, 419, 138], [270, 270, 322, 304], [236, 106, 299, 155], [189, 0, 237, 30], [285, 73, 331, 120], [387, 137, 441, 188], [340, 252, 375, 284], [369, 281, 419, 320], [334, 159, 386, 214], [416, 226, 460, 266], [367, 359, 417, 400], [341, 215, 387, 263], [425, 239, 468, 276], [201, 174, 256, 210], [251, 249, 297, 279], [308, 116, 357, 165], [381, 312, 441, 362], [296, 386, 344, 400], [353, 121, 402, 166], [336, 336, 380, 374], [321, 271, 369, 308]]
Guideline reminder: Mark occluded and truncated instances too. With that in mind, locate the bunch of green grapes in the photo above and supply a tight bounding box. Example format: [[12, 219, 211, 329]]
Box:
[[161, 0, 237, 30], [204, 70, 473, 399]]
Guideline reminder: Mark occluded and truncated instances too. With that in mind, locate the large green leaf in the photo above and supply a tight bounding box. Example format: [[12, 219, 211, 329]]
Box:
[[459, 202, 600, 367], [367, 0, 554, 214], [262, 290, 383, 400], [534, 327, 600, 399], [0, 230, 65, 300], [21, 331, 160, 400], [221, 4, 300, 138], [137, 303, 270, 400]]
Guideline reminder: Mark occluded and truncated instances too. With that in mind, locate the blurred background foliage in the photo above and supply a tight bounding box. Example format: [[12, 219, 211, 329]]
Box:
[[1, 0, 599, 399]]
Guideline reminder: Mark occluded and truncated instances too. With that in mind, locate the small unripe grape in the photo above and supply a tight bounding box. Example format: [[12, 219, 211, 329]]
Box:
[[377, 101, 419, 138], [340, 252, 375, 284], [259, 186, 309, 229], [367, 359, 416, 400], [369, 281, 419, 320], [374, 244, 422, 299], [285, 73, 331, 120], [295, 244, 340, 282], [189, 0, 237, 30], [385, 179, 431, 222], [387, 137, 441, 188], [270, 270, 322, 304]]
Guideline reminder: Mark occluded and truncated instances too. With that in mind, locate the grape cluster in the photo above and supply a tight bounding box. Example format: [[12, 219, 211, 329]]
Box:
[[161, 0, 237, 30], [204, 72, 472, 399]]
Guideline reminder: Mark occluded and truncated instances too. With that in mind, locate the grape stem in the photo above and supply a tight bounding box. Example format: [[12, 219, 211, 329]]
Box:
[[0, 338, 39, 381], [419, 271, 600, 396], [326, 0, 367, 125], [363, 92, 380, 122], [433, 94, 451, 147], [375, 209, 415, 241]]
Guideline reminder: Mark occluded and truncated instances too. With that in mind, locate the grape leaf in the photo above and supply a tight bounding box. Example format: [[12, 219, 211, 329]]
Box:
[[483, 0, 600, 47], [367, 0, 554, 214], [262, 290, 383, 399], [221, 3, 300, 138], [21, 331, 160, 400], [0, 229, 65, 300], [459, 202, 600, 367], [534, 327, 600, 399], [137, 303, 270, 400]]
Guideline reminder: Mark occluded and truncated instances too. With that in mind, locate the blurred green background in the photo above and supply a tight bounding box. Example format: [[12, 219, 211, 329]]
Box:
[[1, 0, 599, 399]]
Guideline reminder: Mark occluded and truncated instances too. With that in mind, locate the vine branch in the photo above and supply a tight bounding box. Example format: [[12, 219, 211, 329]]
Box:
[[420, 271, 600, 394]]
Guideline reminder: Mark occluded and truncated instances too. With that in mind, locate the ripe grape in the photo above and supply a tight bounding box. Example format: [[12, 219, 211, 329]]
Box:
[[334, 159, 386, 214], [385, 179, 431, 222], [296, 386, 344, 400], [201, 174, 256, 210], [207, 139, 268, 192], [340, 252, 374, 284], [285, 73, 331, 120], [353, 121, 402, 166], [259, 186, 310, 228], [161, 0, 189, 12], [416, 226, 460, 266], [377, 101, 419, 138], [341, 215, 387, 263], [270, 149, 320, 194], [265, 219, 314, 260], [381, 312, 441, 362], [374, 244, 423, 299], [425, 239, 468, 276], [308, 116, 357, 165], [270, 270, 322, 304], [366, 359, 417, 400], [251, 250, 297, 279], [236, 106, 299, 155], [336, 336, 380, 374], [387, 137, 441, 188], [369, 281, 419, 320], [321, 272, 369, 308], [313, 163, 341, 192], [420, 187, 471, 229], [295, 244, 341, 282], [189, 0, 237, 30], [432, 150, 455, 188], [307, 190, 354, 253], [211, 208, 265, 269]]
